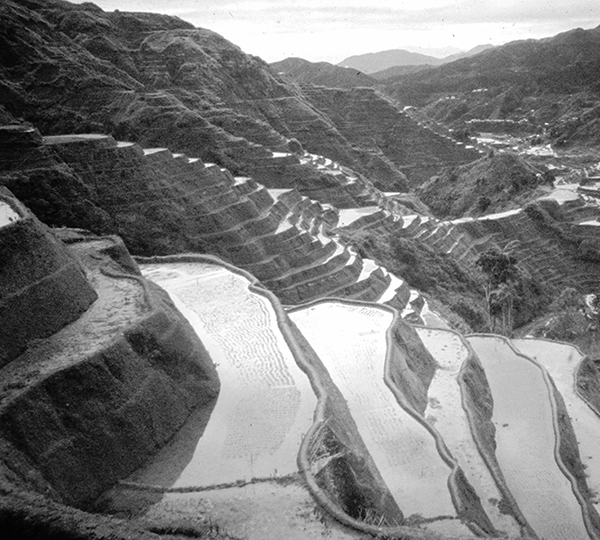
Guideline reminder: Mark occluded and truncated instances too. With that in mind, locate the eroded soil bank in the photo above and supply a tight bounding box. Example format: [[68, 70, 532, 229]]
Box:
[[0, 231, 222, 538]]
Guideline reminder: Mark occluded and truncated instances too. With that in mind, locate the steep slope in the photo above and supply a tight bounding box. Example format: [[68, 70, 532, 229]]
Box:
[[387, 26, 600, 104], [0, 190, 220, 509], [0, 186, 97, 366], [0, 0, 485, 192], [0, 0, 400, 192], [0, 125, 411, 307], [271, 57, 377, 89], [300, 85, 481, 185]]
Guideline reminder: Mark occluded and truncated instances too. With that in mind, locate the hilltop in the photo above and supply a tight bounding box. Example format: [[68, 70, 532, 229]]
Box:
[[271, 57, 377, 89], [337, 45, 494, 76], [338, 49, 444, 73]]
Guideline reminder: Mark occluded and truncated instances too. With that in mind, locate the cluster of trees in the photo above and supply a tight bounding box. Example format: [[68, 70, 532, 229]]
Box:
[[476, 246, 549, 335], [476, 247, 520, 334]]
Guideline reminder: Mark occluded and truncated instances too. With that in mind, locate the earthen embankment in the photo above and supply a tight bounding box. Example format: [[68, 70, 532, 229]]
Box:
[[0, 229, 219, 507]]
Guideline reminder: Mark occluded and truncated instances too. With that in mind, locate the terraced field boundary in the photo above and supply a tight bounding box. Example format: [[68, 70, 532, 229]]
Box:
[[289, 297, 493, 537], [468, 334, 599, 540], [134, 254, 405, 535], [513, 337, 600, 538], [134, 254, 477, 538], [413, 325, 525, 537], [457, 339, 531, 535]]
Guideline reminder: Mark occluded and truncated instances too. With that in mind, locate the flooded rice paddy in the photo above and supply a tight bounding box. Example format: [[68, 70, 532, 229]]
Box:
[[416, 328, 520, 535], [137, 262, 317, 488], [468, 335, 589, 540], [290, 302, 456, 520], [513, 338, 600, 516]]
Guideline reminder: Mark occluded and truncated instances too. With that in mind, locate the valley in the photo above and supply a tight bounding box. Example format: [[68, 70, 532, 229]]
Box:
[[2, 1, 600, 540]]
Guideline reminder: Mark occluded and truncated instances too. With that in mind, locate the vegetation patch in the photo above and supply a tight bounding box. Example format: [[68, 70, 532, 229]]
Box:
[[339, 227, 489, 332], [417, 153, 554, 219]]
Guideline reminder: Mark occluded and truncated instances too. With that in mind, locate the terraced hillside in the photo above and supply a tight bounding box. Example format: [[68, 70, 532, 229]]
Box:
[[95, 256, 600, 540], [0, 0, 483, 191], [3, 119, 600, 539], [397, 200, 600, 294], [4, 2, 600, 539], [334, 182, 600, 301], [382, 26, 600, 150], [299, 85, 481, 186], [0, 126, 419, 308], [0, 191, 220, 521]]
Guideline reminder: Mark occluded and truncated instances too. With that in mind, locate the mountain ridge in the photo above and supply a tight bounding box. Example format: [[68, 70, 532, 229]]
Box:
[[382, 25, 600, 146], [271, 57, 377, 88], [337, 44, 494, 74]]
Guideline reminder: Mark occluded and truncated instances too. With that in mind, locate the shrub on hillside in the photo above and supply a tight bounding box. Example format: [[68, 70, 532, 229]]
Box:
[[339, 229, 489, 331]]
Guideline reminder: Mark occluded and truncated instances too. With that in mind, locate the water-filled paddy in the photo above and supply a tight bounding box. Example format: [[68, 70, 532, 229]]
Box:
[[416, 328, 520, 534], [468, 336, 589, 540], [513, 338, 600, 516], [337, 207, 379, 228], [290, 302, 456, 519], [137, 262, 317, 488], [0, 201, 20, 227]]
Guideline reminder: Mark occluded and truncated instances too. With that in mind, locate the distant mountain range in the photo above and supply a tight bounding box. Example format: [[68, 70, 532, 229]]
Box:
[[337, 45, 494, 74], [384, 25, 600, 146], [273, 26, 600, 148]]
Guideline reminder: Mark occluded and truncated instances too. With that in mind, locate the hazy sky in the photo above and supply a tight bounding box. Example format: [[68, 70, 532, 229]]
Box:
[[72, 0, 600, 63]]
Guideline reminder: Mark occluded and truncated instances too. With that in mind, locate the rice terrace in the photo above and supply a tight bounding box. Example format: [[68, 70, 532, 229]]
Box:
[[2, 1, 600, 539]]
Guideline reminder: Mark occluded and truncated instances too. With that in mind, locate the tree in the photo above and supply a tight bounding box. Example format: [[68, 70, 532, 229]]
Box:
[[476, 247, 518, 287], [476, 247, 519, 333]]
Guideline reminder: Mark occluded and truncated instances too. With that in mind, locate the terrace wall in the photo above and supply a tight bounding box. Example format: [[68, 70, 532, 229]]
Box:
[[0, 188, 97, 367]]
